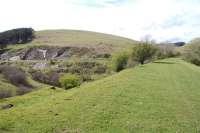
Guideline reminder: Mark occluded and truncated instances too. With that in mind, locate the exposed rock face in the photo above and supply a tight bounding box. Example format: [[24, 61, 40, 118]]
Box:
[[0, 46, 102, 60], [1, 49, 27, 60]]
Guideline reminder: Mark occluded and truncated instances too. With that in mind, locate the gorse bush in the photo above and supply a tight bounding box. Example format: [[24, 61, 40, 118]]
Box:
[[112, 52, 129, 72], [59, 74, 81, 89], [132, 43, 157, 64]]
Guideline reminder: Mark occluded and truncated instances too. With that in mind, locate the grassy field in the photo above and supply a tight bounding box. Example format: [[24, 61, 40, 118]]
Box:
[[7, 30, 137, 53], [1, 58, 200, 133]]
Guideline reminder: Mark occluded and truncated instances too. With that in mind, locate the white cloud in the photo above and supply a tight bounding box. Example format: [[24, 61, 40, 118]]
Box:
[[0, 0, 200, 42]]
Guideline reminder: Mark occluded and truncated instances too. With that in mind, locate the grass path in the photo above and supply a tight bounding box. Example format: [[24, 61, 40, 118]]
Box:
[[1, 58, 200, 132]]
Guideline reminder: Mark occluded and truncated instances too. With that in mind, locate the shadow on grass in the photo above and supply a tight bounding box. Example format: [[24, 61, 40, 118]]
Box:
[[153, 61, 176, 64]]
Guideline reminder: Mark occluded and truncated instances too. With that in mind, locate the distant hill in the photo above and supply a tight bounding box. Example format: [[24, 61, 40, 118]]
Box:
[[173, 42, 185, 47]]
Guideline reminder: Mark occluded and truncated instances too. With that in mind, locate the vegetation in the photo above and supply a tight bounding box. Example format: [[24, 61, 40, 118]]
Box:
[[1, 59, 200, 132], [132, 42, 157, 64], [0, 28, 34, 48], [28, 30, 137, 53], [156, 44, 179, 59], [1, 28, 200, 132], [0, 65, 30, 87], [112, 51, 130, 72], [182, 41, 200, 65], [0, 65, 34, 98], [30, 70, 60, 87], [59, 74, 81, 89]]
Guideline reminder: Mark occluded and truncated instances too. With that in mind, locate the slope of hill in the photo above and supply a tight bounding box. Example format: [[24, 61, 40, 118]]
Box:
[[7, 30, 137, 53], [33, 30, 136, 49], [0, 30, 137, 99], [1, 58, 200, 132]]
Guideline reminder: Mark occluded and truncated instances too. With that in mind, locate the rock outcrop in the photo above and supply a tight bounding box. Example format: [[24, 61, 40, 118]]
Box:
[[0, 46, 105, 60]]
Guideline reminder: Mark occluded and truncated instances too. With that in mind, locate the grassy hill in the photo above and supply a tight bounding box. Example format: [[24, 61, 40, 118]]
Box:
[[1, 58, 200, 132], [0, 30, 137, 98], [8, 30, 137, 53]]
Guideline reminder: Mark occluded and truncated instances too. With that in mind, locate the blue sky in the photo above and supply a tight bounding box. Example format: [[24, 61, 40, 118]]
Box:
[[0, 0, 200, 42]]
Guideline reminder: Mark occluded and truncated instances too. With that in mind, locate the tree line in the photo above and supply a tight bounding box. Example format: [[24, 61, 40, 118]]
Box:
[[0, 28, 35, 48]]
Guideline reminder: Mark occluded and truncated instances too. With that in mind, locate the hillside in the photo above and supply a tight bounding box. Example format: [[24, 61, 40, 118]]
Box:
[[8, 30, 137, 53], [1, 58, 200, 132], [0, 29, 137, 99], [34, 30, 136, 49]]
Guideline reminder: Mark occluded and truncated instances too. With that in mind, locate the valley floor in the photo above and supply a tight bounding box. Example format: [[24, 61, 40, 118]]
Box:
[[0, 58, 200, 133]]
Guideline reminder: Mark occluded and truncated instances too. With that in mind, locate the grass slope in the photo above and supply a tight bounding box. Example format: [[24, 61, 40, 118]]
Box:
[[8, 30, 137, 53], [1, 58, 200, 133]]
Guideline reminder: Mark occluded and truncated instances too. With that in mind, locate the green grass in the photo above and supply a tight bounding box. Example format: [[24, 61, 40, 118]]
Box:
[[7, 30, 137, 53], [1, 58, 200, 132]]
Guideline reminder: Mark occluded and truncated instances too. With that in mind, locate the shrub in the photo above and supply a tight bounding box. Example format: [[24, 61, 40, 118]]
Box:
[[59, 74, 81, 89], [112, 52, 129, 72], [132, 43, 157, 64], [94, 65, 107, 74], [0, 89, 12, 99], [79, 73, 92, 82], [30, 70, 60, 86], [47, 71, 60, 86], [16, 86, 31, 95], [30, 70, 47, 83], [156, 44, 179, 59], [182, 42, 200, 65], [0, 65, 29, 87], [49, 59, 56, 65]]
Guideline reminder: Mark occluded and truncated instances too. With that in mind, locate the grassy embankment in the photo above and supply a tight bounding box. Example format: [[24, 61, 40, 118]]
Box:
[[1, 58, 200, 132]]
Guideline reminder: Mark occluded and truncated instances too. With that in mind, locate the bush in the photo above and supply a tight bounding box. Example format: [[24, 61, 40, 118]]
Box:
[[30, 70, 60, 86], [182, 42, 200, 65], [156, 44, 179, 59], [30, 70, 46, 82], [0, 89, 12, 99], [94, 65, 107, 74], [0, 65, 29, 87], [132, 43, 157, 64], [47, 71, 60, 86], [79, 73, 92, 82], [112, 52, 129, 72], [16, 86, 31, 95], [59, 74, 81, 89]]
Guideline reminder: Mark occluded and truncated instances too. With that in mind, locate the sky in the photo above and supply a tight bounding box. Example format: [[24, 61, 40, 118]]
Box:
[[0, 0, 200, 42]]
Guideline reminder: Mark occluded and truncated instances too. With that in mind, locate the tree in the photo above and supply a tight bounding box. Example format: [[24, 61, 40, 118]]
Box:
[[132, 42, 157, 64], [0, 28, 35, 48]]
